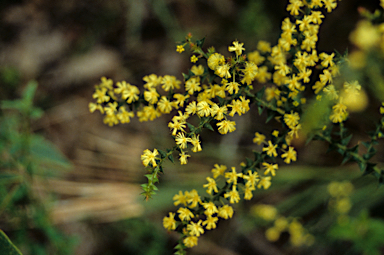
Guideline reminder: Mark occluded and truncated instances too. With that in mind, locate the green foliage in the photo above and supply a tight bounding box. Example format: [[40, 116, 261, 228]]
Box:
[[0, 82, 75, 255], [0, 230, 23, 255], [329, 211, 384, 255]]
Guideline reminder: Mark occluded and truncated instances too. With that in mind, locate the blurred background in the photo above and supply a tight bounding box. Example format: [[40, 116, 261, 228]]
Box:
[[1, 0, 384, 254]]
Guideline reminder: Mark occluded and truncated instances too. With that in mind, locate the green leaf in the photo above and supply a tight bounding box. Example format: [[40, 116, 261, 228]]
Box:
[[168, 154, 175, 163], [258, 106, 264, 115], [196, 37, 205, 47], [30, 135, 72, 172], [245, 157, 253, 168], [265, 110, 275, 123], [358, 162, 366, 172], [341, 155, 350, 165], [0, 230, 23, 255], [22, 80, 38, 103], [158, 149, 167, 159], [186, 123, 195, 132], [0, 173, 23, 185], [256, 86, 265, 99], [341, 134, 352, 146], [363, 163, 376, 176], [204, 122, 214, 132], [182, 73, 190, 81]]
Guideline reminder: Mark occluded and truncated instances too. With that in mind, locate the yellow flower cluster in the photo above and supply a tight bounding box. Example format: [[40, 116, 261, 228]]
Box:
[[252, 204, 315, 247], [89, 0, 384, 252], [327, 181, 354, 224], [163, 185, 234, 248]]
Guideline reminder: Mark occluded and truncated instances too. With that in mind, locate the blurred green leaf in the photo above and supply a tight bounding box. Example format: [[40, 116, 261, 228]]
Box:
[[30, 135, 72, 172], [0, 230, 23, 255]]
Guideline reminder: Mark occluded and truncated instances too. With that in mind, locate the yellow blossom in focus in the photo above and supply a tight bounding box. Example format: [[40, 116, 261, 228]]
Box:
[[203, 216, 218, 230], [218, 205, 234, 219], [207, 53, 225, 70], [228, 41, 245, 56], [187, 220, 204, 237], [217, 120, 236, 134], [176, 45, 185, 53], [141, 148, 159, 167], [191, 55, 199, 63], [224, 185, 240, 203], [163, 212, 177, 230], [203, 177, 218, 195], [263, 140, 278, 157], [179, 151, 190, 165]]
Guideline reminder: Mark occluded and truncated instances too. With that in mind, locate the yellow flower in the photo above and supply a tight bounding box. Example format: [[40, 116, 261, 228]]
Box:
[[263, 141, 278, 157], [163, 212, 177, 230], [224, 185, 240, 204], [185, 77, 201, 95], [116, 106, 134, 124], [173, 191, 188, 206], [197, 101, 211, 117], [228, 41, 245, 56], [175, 132, 191, 149], [225, 167, 243, 185], [281, 146, 297, 164], [187, 220, 204, 237], [144, 88, 160, 104], [266, 227, 280, 242], [191, 65, 204, 76], [286, 0, 303, 16], [211, 164, 227, 178], [185, 101, 197, 115], [190, 135, 202, 152], [203, 177, 218, 195], [157, 96, 173, 114], [161, 75, 181, 91], [103, 113, 119, 126], [202, 202, 218, 216], [183, 236, 198, 248], [243, 170, 259, 188], [202, 216, 218, 230], [178, 207, 194, 221], [215, 64, 231, 79], [257, 176, 272, 190], [323, 0, 337, 12], [191, 55, 199, 63], [187, 189, 201, 208], [284, 112, 300, 129], [319, 52, 335, 67], [179, 151, 190, 165], [248, 50, 265, 65], [141, 148, 159, 167], [207, 53, 225, 70], [143, 74, 162, 89], [104, 102, 118, 115], [262, 162, 279, 176], [225, 81, 240, 95], [92, 87, 110, 103], [218, 205, 234, 219], [176, 45, 185, 53], [217, 120, 236, 134], [244, 185, 255, 200], [122, 84, 140, 103], [228, 99, 244, 117], [252, 204, 277, 221], [253, 132, 266, 145], [257, 40, 271, 53]]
